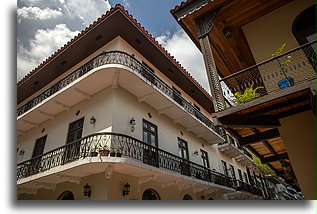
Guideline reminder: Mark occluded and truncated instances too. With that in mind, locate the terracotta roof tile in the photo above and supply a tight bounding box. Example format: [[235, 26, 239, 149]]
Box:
[[17, 4, 212, 100]]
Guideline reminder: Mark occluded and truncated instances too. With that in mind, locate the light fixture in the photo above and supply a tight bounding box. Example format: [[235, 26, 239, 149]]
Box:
[[18, 149, 25, 156], [41, 128, 45, 133], [223, 26, 232, 39], [75, 110, 80, 116], [83, 183, 91, 197], [90, 116, 96, 124], [148, 112, 152, 118], [130, 117, 136, 132], [129, 117, 136, 126], [123, 183, 130, 196], [193, 150, 199, 156]]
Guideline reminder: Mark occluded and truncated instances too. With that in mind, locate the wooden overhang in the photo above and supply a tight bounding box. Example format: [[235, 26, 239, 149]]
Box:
[[17, 5, 215, 114], [171, 0, 295, 77], [171, 0, 308, 191]]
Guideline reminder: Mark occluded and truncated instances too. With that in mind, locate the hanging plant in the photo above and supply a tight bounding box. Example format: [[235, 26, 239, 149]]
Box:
[[234, 84, 264, 104]]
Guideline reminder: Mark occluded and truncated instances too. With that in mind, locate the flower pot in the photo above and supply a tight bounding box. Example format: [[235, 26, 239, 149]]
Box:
[[99, 149, 110, 156], [90, 151, 98, 157], [110, 152, 116, 157]]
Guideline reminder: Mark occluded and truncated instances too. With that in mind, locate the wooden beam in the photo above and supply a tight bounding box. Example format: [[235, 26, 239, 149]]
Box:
[[218, 115, 280, 128], [261, 153, 288, 164], [237, 129, 280, 146], [250, 128, 278, 155], [246, 145, 263, 161], [275, 104, 311, 119], [245, 94, 310, 118]]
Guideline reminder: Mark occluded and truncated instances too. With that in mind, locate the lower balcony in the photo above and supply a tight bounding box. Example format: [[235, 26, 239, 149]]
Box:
[[217, 135, 243, 159], [17, 132, 263, 198]]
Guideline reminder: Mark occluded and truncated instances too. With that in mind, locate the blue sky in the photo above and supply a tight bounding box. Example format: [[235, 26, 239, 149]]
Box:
[[17, 0, 210, 93]]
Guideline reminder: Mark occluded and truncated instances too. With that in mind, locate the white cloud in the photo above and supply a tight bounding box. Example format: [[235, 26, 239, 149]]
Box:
[[17, 6, 62, 23], [65, 0, 111, 26], [17, 24, 79, 80], [156, 30, 210, 93]]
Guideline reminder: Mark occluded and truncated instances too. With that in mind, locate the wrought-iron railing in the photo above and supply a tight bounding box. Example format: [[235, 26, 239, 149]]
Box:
[[220, 41, 316, 109], [16, 132, 262, 196], [17, 51, 216, 132]]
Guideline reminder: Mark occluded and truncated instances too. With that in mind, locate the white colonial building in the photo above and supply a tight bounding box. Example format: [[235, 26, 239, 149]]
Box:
[[17, 5, 266, 200]]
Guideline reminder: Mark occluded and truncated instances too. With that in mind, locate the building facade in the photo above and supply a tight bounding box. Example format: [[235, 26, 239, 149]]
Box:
[[171, 0, 315, 199], [17, 5, 265, 200]]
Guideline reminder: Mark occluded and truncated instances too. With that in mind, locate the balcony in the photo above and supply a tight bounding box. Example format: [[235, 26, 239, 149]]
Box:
[[17, 51, 223, 144], [17, 132, 263, 197], [218, 134, 243, 158], [220, 41, 316, 110]]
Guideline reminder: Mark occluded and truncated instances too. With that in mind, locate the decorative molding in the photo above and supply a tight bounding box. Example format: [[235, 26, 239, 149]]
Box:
[[112, 71, 120, 89], [33, 182, 56, 190], [57, 174, 81, 184], [138, 174, 157, 185], [104, 164, 115, 179], [38, 110, 55, 120], [137, 91, 156, 103], [157, 105, 174, 115], [21, 119, 39, 127], [173, 116, 187, 124], [54, 100, 70, 111], [17, 187, 38, 195], [74, 88, 92, 101]]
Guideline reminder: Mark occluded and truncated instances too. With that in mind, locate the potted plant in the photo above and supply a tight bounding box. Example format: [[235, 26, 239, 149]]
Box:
[[116, 147, 123, 157], [99, 145, 110, 156], [90, 148, 98, 157], [110, 146, 116, 157]]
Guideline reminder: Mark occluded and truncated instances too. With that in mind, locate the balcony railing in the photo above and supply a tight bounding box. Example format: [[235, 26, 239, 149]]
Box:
[[220, 41, 316, 109], [16, 132, 262, 196], [17, 51, 216, 132]]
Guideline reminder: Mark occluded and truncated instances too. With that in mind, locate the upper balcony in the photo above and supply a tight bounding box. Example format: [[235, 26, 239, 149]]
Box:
[[17, 51, 224, 145], [17, 132, 263, 198], [219, 41, 316, 112]]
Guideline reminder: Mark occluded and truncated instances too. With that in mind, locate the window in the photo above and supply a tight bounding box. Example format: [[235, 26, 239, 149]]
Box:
[[143, 120, 158, 147], [229, 164, 236, 181], [142, 188, 160, 200], [32, 135, 47, 158], [178, 138, 190, 176], [221, 160, 228, 176], [183, 194, 192, 200], [172, 86, 183, 106], [30, 135, 47, 175], [143, 120, 158, 167], [243, 172, 248, 184], [201, 150, 210, 168], [64, 118, 84, 163], [66, 117, 84, 145], [178, 138, 189, 160], [238, 169, 243, 181]]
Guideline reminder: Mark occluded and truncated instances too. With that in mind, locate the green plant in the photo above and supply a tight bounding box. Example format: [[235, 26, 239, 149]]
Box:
[[234, 84, 264, 104]]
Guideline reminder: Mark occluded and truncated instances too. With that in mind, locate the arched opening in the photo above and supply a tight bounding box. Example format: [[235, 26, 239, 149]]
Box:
[[57, 191, 75, 200], [183, 194, 193, 200], [142, 188, 160, 200]]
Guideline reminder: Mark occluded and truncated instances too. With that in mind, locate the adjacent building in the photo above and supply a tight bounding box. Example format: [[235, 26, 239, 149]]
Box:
[[171, 0, 315, 199], [17, 5, 266, 200]]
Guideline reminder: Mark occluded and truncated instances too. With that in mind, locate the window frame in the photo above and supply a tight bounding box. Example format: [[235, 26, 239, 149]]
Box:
[[142, 119, 158, 147], [200, 149, 210, 168]]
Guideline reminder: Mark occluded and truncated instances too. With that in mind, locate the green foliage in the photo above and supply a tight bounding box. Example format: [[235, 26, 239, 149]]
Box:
[[250, 152, 276, 175], [234, 84, 264, 104]]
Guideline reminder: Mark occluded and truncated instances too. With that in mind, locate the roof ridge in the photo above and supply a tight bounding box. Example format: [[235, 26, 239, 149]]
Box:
[[17, 3, 212, 99]]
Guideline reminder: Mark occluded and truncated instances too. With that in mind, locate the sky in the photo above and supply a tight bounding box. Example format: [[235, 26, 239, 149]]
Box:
[[17, 0, 210, 93]]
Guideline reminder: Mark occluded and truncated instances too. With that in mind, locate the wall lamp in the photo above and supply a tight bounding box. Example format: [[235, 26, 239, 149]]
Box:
[[18, 149, 25, 156], [193, 150, 199, 156], [123, 183, 130, 196], [90, 116, 96, 124], [130, 117, 136, 132], [83, 183, 91, 197]]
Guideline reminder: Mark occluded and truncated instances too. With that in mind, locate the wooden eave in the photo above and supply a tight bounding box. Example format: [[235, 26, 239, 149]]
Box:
[[171, 0, 295, 77]]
